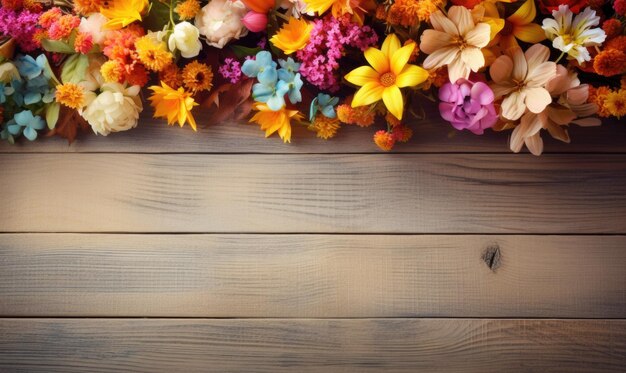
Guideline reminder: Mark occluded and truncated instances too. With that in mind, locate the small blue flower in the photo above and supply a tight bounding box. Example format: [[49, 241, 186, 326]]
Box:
[[241, 51, 277, 79], [0, 122, 15, 144], [284, 73, 303, 105], [278, 57, 300, 75], [252, 78, 289, 111], [8, 110, 46, 141], [309, 93, 339, 121], [10, 79, 25, 106], [15, 54, 49, 80]]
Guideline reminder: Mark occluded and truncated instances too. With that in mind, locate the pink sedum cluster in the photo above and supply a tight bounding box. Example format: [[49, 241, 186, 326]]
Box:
[[218, 57, 244, 84], [0, 8, 41, 52], [438, 79, 498, 135], [296, 15, 377, 92]]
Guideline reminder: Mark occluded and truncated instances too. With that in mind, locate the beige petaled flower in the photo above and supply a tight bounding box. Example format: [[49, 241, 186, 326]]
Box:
[[419, 6, 491, 83], [509, 64, 600, 155], [489, 44, 557, 121]]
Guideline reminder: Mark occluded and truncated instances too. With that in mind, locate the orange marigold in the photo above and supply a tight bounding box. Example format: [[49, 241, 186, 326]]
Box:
[[337, 104, 375, 127], [604, 89, 626, 118], [73, 0, 104, 15], [32, 29, 48, 48], [373, 130, 396, 151], [74, 32, 94, 54], [55, 82, 85, 109], [309, 115, 340, 139], [375, 4, 387, 20], [392, 125, 413, 143], [604, 36, 626, 52], [593, 49, 626, 76], [182, 61, 213, 92], [159, 64, 183, 89], [175, 0, 201, 20], [125, 63, 149, 87], [23, 0, 42, 12], [1, 0, 22, 10], [47, 15, 81, 40], [404, 39, 419, 63], [589, 86, 612, 117], [602, 19, 623, 40], [38, 8, 62, 28], [100, 60, 125, 83], [387, 0, 443, 27], [385, 112, 402, 128]]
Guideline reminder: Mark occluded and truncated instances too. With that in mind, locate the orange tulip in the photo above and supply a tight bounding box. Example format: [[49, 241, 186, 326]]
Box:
[[241, 0, 275, 13]]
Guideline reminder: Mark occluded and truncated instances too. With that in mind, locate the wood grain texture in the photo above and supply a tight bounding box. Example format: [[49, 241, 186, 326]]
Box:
[[0, 108, 624, 153], [1, 318, 625, 372], [1, 234, 625, 318], [1, 154, 626, 233]]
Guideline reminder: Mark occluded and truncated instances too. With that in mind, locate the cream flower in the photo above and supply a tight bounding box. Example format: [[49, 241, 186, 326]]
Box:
[[489, 44, 557, 121], [509, 65, 599, 155], [79, 13, 109, 45], [168, 21, 202, 58], [80, 83, 143, 136], [420, 6, 491, 83], [195, 0, 248, 49], [0, 62, 19, 83], [542, 5, 606, 64]]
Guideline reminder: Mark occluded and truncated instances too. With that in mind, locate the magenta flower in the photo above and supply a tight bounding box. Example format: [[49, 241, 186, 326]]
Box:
[[438, 79, 498, 135]]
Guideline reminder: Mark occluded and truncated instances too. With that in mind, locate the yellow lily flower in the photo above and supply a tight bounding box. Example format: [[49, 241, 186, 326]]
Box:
[[249, 103, 303, 143], [101, 0, 148, 30], [345, 34, 428, 120], [494, 0, 546, 51], [148, 81, 199, 131]]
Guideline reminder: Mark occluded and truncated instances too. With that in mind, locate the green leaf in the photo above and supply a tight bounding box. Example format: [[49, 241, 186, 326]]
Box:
[[46, 102, 61, 130], [230, 45, 262, 59], [41, 39, 75, 54], [61, 54, 89, 84], [142, 0, 172, 32]]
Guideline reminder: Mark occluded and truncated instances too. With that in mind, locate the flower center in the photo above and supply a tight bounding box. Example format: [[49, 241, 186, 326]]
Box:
[[452, 35, 469, 50], [380, 72, 396, 87]]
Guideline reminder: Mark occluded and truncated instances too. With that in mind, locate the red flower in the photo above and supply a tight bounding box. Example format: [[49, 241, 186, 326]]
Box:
[[538, 0, 588, 14]]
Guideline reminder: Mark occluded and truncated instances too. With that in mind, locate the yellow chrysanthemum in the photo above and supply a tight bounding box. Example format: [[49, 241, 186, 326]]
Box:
[[74, 0, 104, 15], [309, 115, 340, 139], [345, 34, 428, 120], [604, 90, 626, 118], [270, 18, 312, 55], [101, 0, 148, 30], [55, 83, 85, 109], [100, 60, 124, 83], [175, 0, 201, 20], [249, 103, 303, 143], [182, 61, 213, 92], [148, 81, 199, 131], [135, 35, 173, 72]]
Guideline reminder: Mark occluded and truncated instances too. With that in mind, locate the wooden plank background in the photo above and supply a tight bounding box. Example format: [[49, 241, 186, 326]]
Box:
[[1, 112, 625, 371]]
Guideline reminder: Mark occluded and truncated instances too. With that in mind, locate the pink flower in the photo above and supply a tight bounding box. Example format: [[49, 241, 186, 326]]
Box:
[[242, 11, 267, 32], [439, 79, 497, 135]]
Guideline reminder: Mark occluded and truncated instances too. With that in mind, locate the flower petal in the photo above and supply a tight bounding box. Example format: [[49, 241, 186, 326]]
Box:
[[430, 10, 458, 35], [524, 87, 552, 114], [465, 23, 491, 48], [352, 81, 384, 107], [514, 23, 546, 43], [345, 66, 379, 87], [511, 48, 528, 82], [364, 47, 390, 74], [396, 65, 429, 88], [447, 58, 470, 83], [501, 90, 527, 120], [460, 47, 485, 73], [422, 46, 458, 71], [524, 44, 551, 72], [449, 6, 473, 36], [382, 85, 404, 120], [525, 133, 544, 156], [419, 30, 453, 54], [489, 55, 514, 83], [526, 62, 556, 87], [391, 43, 415, 75], [508, 0, 536, 26], [381, 34, 401, 60]]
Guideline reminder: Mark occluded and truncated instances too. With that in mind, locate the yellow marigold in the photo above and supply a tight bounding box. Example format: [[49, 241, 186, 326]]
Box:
[[74, 0, 104, 15], [135, 35, 172, 72], [148, 81, 199, 131], [100, 60, 124, 83], [337, 104, 375, 127], [249, 103, 303, 143], [604, 89, 626, 118], [270, 17, 312, 55], [182, 61, 213, 92], [593, 49, 626, 77], [309, 115, 340, 139], [589, 86, 612, 117], [175, 0, 201, 20], [159, 64, 183, 89], [387, 0, 443, 26], [373, 130, 395, 151], [55, 82, 85, 110]]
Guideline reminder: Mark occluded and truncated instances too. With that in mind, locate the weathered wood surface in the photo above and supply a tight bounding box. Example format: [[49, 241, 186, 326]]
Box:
[[1, 154, 625, 233], [1, 234, 625, 318], [1, 318, 625, 372], [0, 110, 624, 153]]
